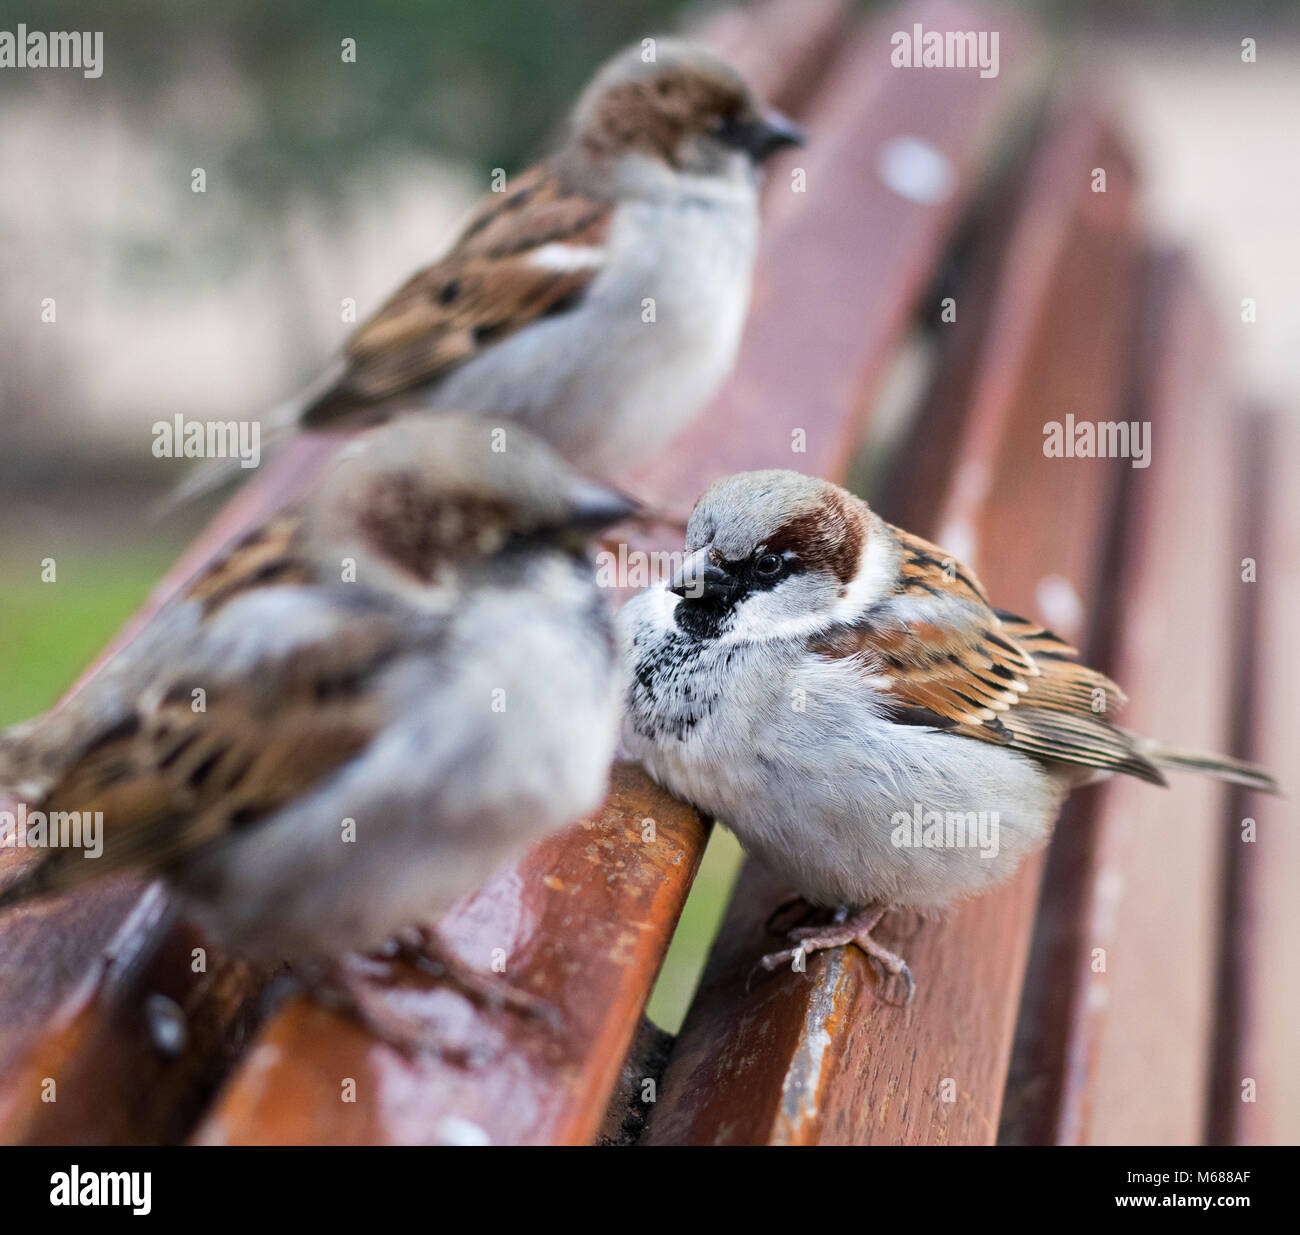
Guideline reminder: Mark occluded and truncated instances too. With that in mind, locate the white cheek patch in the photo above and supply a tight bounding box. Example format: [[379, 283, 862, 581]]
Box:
[[831, 521, 899, 620], [526, 243, 605, 272], [723, 581, 833, 644], [720, 518, 902, 645]]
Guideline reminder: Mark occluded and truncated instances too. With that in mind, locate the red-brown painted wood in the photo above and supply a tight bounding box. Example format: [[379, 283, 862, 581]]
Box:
[[1237, 414, 1300, 1145]]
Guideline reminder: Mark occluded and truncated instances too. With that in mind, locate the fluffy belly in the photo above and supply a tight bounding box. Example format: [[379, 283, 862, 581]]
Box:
[[637, 719, 1065, 911], [424, 195, 756, 472]]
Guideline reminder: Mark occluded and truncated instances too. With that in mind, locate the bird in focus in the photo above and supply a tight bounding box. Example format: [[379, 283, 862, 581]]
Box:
[[619, 469, 1280, 998], [0, 414, 632, 1032], [176, 38, 803, 501]]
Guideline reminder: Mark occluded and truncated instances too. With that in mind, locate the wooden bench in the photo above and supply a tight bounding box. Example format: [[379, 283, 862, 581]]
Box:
[[0, 0, 1290, 1146]]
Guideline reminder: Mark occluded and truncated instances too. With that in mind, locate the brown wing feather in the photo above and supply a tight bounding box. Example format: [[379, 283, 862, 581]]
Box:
[[812, 530, 1165, 785], [0, 613, 406, 905], [0, 515, 315, 806], [184, 514, 313, 614], [301, 164, 612, 424]]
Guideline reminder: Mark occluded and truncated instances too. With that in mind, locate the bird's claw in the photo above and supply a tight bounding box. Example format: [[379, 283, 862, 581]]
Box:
[[755, 905, 918, 1004], [375, 925, 562, 1030]]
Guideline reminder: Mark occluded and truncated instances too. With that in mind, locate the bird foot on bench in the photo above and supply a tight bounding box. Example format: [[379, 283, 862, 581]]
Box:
[[306, 958, 469, 1061], [374, 925, 562, 1030], [301, 928, 560, 1061], [760, 904, 917, 1005]]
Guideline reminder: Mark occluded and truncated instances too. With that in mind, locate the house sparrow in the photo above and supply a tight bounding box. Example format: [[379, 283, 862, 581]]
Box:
[[175, 39, 802, 502], [619, 470, 1280, 998], [0, 415, 631, 999]]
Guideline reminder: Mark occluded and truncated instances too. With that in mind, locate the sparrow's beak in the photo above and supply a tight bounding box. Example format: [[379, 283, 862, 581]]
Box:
[[748, 108, 805, 160], [564, 480, 642, 533], [668, 547, 739, 603]]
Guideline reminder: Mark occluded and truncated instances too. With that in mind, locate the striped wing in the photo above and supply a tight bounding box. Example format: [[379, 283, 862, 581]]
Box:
[[301, 163, 612, 425], [812, 527, 1165, 785]]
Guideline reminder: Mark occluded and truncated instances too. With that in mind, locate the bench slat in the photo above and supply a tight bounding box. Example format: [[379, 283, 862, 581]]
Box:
[[1240, 414, 1300, 1145], [1001, 253, 1237, 1143], [628, 0, 1037, 507], [1205, 409, 1273, 1146], [1067, 261, 1236, 1144]]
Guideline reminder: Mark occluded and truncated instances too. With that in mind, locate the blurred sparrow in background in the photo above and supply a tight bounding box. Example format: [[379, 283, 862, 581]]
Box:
[[620, 470, 1279, 998], [176, 38, 802, 501], [1, 414, 631, 1032]]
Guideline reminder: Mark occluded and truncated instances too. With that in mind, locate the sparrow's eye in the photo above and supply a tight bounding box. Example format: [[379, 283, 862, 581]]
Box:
[[754, 552, 784, 578]]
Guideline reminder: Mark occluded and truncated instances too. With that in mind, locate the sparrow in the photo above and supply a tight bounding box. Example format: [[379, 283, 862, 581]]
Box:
[[0, 415, 632, 1000], [175, 38, 803, 501], [619, 469, 1280, 998]]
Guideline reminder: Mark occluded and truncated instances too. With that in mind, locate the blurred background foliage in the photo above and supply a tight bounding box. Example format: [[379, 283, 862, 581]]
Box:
[[3, 0, 1290, 291], [2, 0, 685, 208]]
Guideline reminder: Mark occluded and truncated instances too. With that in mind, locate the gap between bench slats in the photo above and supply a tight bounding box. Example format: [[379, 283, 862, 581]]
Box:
[[1232, 413, 1300, 1145]]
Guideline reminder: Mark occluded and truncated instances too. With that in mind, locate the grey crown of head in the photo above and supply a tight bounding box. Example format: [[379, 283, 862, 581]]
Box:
[[312, 414, 637, 574], [578, 38, 749, 105], [688, 470, 833, 558]]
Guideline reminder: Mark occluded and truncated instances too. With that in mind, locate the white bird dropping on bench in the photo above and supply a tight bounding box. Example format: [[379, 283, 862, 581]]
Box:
[[0, 414, 631, 988], [619, 469, 1280, 999], [173, 39, 804, 501]]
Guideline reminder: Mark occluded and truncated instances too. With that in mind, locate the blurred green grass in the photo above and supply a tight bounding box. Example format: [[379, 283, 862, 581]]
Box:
[[0, 544, 180, 727], [645, 825, 745, 1034]]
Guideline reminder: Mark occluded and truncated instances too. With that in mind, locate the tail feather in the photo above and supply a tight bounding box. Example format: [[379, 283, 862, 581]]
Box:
[[160, 445, 268, 511], [156, 359, 350, 513], [1138, 740, 1282, 795], [156, 402, 297, 513]]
